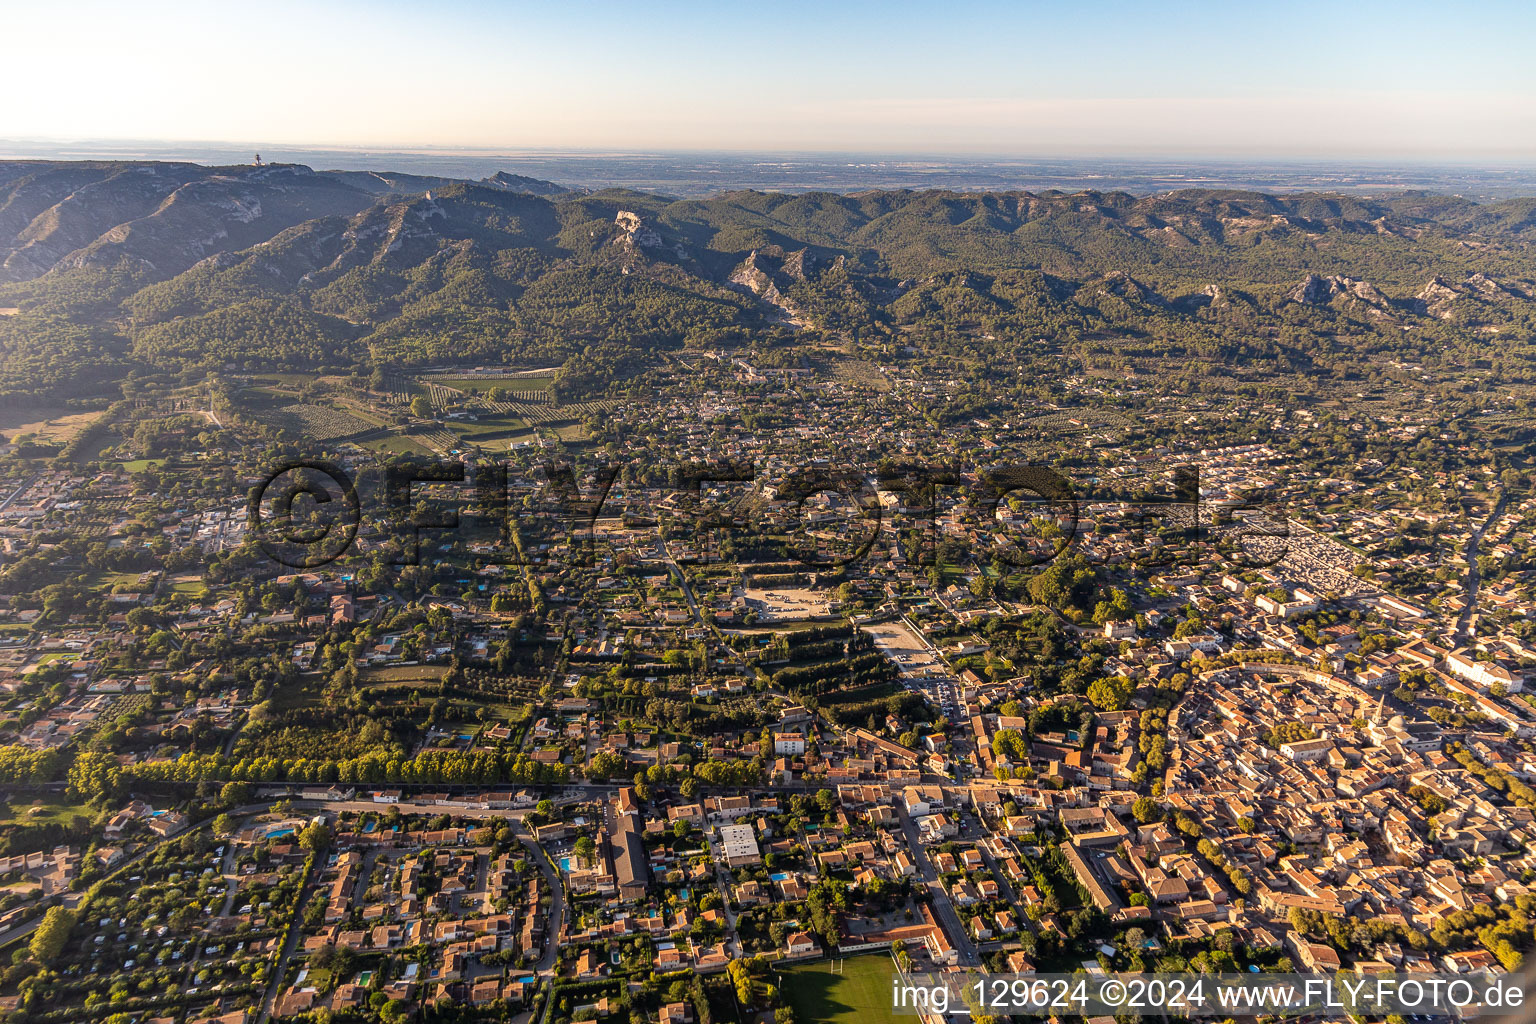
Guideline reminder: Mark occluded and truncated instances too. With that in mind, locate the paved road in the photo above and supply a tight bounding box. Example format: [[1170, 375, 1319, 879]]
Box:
[[214, 839, 241, 919], [0, 915, 43, 952], [1456, 489, 1510, 642], [255, 848, 319, 1024], [0, 471, 40, 513], [661, 537, 723, 643], [702, 829, 745, 958], [896, 805, 979, 966], [220, 711, 248, 758], [514, 822, 564, 974]]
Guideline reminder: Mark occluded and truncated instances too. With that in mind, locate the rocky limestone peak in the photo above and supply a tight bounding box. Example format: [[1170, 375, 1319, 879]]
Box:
[[1464, 272, 1514, 297], [613, 211, 661, 249], [1288, 273, 1331, 304], [1417, 277, 1462, 303], [728, 249, 776, 295], [780, 247, 819, 282], [1343, 277, 1389, 306], [1287, 273, 1388, 307]]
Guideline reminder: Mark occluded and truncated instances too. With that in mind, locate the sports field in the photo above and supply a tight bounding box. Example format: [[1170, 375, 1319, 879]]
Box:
[[781, 955, 899, 1024]]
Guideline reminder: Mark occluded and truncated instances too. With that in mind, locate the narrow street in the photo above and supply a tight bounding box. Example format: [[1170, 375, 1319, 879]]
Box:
[[256, 851, 319, 1024], [702, 830, 745, 957], [661, 537, 716, 638], [1456, 488, 1510, 642], [515, 825, 564, 974], [896, 805, 979, 966], [0, 472, 40, 513], [216, 839, 240, 918]]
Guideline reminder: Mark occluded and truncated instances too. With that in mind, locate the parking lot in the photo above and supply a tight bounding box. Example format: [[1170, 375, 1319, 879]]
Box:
[[742, 585, 832, 621], [863, 620, 964, 718]]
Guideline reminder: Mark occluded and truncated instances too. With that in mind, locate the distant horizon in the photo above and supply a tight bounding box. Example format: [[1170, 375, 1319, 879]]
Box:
[[8, 138, 1536, 201], [7, 137, 1536, 167], [4, 0, 1534, 158]]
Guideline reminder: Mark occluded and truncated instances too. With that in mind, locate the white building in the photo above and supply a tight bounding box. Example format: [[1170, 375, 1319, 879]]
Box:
[[1447, 649, 1523, 692], [717, 823, 762, 867]]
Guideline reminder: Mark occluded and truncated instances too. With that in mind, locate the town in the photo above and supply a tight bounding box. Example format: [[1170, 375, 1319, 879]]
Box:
[[0, 342, 1533, 1024]]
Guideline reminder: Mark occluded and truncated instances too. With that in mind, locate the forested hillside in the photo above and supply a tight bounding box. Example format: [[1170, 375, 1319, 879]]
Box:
[[3, 159, 1535, 405]]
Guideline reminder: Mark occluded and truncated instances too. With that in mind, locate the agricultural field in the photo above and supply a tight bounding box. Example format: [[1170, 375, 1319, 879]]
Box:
[[443, 414, 529, 443], [24, 652, 77, 674], [247, 373, 318, 387], [0, 408, 101, 446], [266, 403, 381, 440], [101, 692, 155, 721], [423, 372, 555, 394], [414, 426, 465, 454], [358, 664, 449, 687], [831, 358, 892, 391], [359, 432, 434, 456], [169, 576, 208, 599], [75, 429, 123, 462]]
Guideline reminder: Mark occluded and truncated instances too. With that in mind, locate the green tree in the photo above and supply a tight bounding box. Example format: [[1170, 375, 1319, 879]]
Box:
[[29, 907, 75, 965], [67, 750, 122, 803], [1087, 675, 1135, 712], [299, 820, 332, 852]]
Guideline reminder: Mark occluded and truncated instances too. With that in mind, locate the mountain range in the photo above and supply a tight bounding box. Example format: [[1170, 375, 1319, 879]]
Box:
[[3, 159, 1535, 401]]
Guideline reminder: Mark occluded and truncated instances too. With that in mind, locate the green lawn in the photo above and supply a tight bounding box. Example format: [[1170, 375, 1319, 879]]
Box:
[[86, 571, 143, 591], [782, 955, 899, 1024], [360, 433, 434, 455], [0, 794, 93, 827]]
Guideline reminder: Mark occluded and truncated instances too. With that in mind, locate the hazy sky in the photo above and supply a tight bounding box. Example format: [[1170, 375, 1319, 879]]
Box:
[[6, 0, 1535, 157]]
